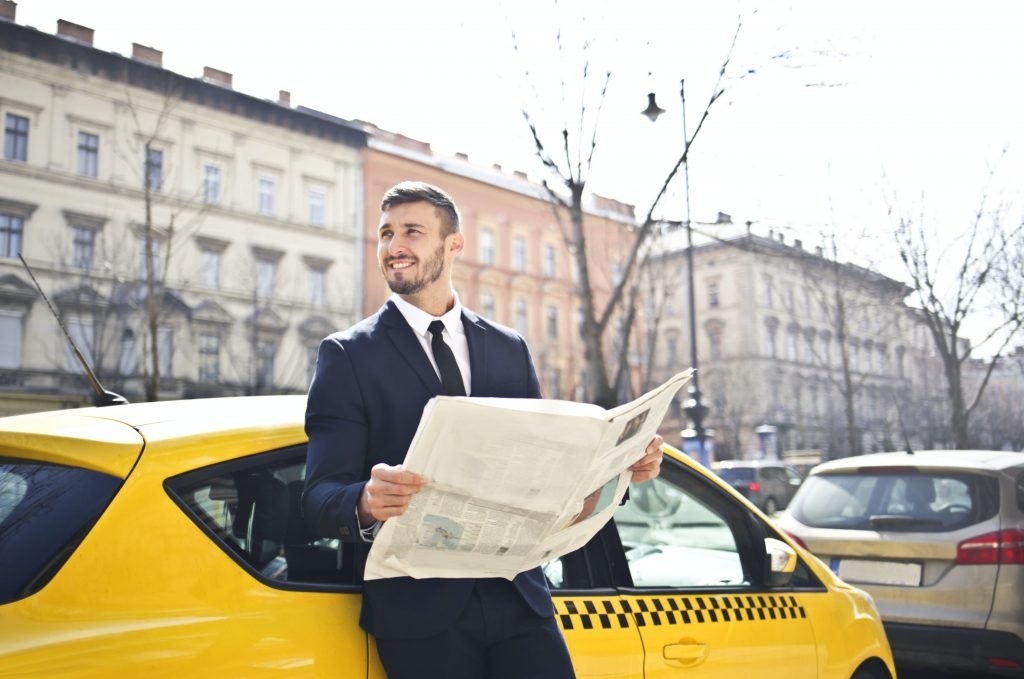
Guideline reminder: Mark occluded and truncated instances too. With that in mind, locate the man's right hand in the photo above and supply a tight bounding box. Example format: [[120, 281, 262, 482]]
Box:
[[358, 463, 427, 525]]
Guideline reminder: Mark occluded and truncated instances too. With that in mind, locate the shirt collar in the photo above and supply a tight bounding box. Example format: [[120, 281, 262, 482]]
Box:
[[390, 292, 465, 338]]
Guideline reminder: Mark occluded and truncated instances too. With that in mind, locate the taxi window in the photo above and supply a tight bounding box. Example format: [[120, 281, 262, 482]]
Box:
[[614, 475, 748, 588], [0, 459, 121, 604], [167, 447, 356, 589]]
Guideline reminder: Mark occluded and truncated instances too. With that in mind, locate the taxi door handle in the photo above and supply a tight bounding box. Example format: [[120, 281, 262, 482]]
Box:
[[663, 642, 708, 666]]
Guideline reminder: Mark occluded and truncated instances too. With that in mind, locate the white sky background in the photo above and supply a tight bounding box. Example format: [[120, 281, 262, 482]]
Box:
[[16, 0, 1024, 346]]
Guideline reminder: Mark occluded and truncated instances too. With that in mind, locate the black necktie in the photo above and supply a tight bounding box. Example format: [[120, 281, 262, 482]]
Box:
[[428, 320, 466, 396]]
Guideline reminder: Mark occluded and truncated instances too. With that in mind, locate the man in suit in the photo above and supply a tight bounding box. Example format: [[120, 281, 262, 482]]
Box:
[[304, 181, 664, 679]]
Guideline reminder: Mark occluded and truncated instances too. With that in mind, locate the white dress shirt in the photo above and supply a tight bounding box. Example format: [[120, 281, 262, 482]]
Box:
[[390, 292, 472, 396]]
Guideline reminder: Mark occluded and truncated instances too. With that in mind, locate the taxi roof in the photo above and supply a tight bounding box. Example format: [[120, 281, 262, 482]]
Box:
[[0, 396, 307, 479]]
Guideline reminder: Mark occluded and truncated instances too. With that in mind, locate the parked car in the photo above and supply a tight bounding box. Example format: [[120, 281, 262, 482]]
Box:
[[714, 459, 804, 514], [0, 397, 895, 678], [777, 450, 1024, 677]]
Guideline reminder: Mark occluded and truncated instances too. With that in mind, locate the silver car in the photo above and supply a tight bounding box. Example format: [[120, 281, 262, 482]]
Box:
[[777, 450, 1024, 677]]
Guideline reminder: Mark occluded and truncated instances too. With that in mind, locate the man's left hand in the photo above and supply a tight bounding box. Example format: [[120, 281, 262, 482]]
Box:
[[629, 435, 664, 483]]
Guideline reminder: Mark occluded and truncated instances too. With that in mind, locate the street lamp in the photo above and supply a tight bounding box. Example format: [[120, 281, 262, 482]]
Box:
[[642, 79, 711, 465]]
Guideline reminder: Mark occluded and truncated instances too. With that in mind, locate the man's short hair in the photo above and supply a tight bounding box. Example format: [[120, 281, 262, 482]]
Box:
[[380, 181, 461, 236]]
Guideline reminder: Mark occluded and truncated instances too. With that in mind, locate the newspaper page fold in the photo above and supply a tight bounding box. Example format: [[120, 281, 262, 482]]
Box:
[[364, 369, 694, 581]]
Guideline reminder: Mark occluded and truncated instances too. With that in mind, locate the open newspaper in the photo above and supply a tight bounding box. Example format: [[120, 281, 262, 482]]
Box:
[[364, 369, 694, 580]]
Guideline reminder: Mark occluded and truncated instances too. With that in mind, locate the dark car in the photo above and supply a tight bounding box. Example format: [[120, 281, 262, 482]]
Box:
[[714, 460, 804, 514]]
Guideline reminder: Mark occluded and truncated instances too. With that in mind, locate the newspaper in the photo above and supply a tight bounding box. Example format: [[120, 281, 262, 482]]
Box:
[[364, 369, 694, 581]]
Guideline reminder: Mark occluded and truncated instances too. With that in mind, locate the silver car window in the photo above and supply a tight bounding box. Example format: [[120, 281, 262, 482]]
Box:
[[790, 472, 996, 532]]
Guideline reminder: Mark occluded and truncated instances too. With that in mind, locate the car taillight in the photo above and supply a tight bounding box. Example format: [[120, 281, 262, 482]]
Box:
[[956, 529, 1024, 565], [748, 481, 761, 493]]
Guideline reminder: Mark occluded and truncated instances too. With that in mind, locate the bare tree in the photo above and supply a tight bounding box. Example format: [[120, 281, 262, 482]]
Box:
[[781, 231, 908, 456], [891, 161, 1024, 448], [515, 17, 743, 408], [119, 82, 210, 401]]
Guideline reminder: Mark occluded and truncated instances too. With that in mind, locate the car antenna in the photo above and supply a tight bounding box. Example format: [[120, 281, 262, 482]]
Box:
[[18, 253, 128, 407], [889, 390, 914, 455]]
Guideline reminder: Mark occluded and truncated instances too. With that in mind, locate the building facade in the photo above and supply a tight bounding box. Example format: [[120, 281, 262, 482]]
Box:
[[0, 10, 365, 414], [643, 219, 942, 460]]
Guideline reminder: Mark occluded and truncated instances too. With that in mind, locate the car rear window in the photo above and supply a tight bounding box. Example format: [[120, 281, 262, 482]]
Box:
[[717, 468, 755, 483], [790, 471, 1000, 532], [0, 459, 121, 604]]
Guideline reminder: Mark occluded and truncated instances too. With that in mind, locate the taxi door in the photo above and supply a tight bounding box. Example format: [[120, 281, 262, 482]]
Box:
[[546, 524, 645, 678], [612, 465, 818, 678]]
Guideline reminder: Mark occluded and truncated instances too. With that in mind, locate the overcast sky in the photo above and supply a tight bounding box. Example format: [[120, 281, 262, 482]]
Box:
[[16, 0, 1024, 277]]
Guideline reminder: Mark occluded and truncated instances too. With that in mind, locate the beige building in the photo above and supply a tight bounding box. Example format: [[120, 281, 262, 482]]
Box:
[[0, 9, 365, 414], [643, 218, 935, 460]]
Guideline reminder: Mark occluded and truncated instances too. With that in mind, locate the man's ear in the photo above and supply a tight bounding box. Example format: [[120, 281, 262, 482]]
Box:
[[448, 233, 465, 255]]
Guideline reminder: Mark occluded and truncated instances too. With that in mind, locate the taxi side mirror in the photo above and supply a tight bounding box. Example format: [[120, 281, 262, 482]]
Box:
[[764, 537, 797, 587]]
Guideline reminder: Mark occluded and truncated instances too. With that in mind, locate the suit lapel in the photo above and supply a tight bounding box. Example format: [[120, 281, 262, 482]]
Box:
[[380, 301, 443, 395], [462, 309, 488, 395]]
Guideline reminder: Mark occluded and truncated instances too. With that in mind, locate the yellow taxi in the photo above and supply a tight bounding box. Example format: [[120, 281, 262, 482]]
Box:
[[0, 397, 896, 678]]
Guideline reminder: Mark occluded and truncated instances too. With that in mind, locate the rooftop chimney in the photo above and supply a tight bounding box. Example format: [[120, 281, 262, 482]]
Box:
[[278, 90, 291, 107], [454, 152, 469, 162], [513, 170, 528, 181], [716, 211, 732, 224], [0, 1, 16, 23], [202, 66, 233, 89], [492, 163, 503, 173], [57, 19, 94, 46], [131, 43, 162, 67], [794, 238, 803, 250]]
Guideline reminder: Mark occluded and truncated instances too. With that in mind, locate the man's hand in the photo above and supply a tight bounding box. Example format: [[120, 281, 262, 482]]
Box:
[[629, 435, 664, 483], [358, 463, 427, 525]]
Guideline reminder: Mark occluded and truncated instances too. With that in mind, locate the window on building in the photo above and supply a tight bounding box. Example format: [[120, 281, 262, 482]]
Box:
[[763, 320, 778, 358], [667, 333, 679, 365], [309, 266, 326, 306], [255, 257, 277, 300], [199, 247, 221, 289], [546, 305, 558, 340], [309, 187, 326, 227], [611, 261, 623, 287], [480, 229, 494, 265], [481, 292, 495, 320], [65, 315, 94, 372], [546, 367, 561, 399], [788, 329, 799, 362], [708, 326, 723, 360], [513, 237, 526, 272], [543, 244, 556, 278], [0, 309, 23, 368], [257, 176, 275, 215], [202, 163, 221, 204], [307, 344, 318, 384], [0, 213, 24, 258], [157, 325, 174, 376], [145, 147, 163, 192], [4, 113, 28, 162], [896, 347, 905, 377], [198, 332, 220, 383], [763, 275, 775, 308], [784, 286, 795, 311], [137, 237, 163, 280], [76, 132, 98, 178], [515, 298, 528, 336], [71, 226, 95, 272], [256, 339, 276, 390], [571, 257, 580, 283], [707, 281, 720, 308], [118, 328, 137, 376]]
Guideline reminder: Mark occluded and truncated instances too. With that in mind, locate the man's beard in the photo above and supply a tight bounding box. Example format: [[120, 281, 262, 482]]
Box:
[[383, 241, 446, 295]]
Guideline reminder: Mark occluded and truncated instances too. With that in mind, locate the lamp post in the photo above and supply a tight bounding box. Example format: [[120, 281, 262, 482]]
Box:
[[643, 79, 710, 465]]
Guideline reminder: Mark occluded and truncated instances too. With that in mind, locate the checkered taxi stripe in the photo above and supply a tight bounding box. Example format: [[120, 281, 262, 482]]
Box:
[[554, 595, 806, 631]]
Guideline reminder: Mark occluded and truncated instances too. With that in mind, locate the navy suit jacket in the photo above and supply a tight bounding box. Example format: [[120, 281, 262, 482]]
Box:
[[303, 300, 554, 639]]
